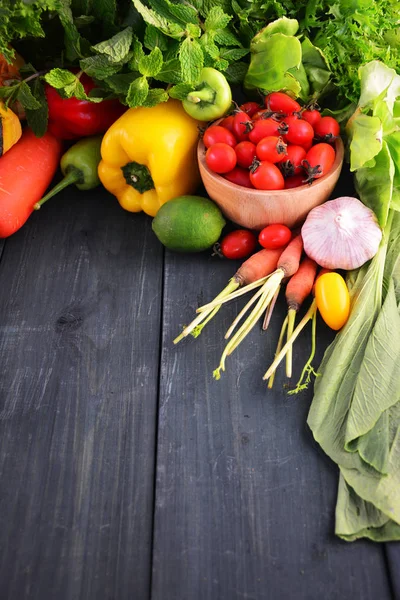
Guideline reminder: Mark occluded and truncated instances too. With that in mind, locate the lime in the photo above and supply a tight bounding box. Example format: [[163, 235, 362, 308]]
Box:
[[152, 195, 226, 252]]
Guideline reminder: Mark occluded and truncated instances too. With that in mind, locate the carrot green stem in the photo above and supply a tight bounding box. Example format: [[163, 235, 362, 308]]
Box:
[[196, 274, 271, 313], [225, 284, 265, 339], [263, 284, 280, 331], [287, 308, 319, 395], [263, 299, 317, 381], [173, 278, 238, 344], [213, 271, 284, 380], [286, 308, 296, 378], [34, 170, 81, 210], [268, 315, 288, 389]]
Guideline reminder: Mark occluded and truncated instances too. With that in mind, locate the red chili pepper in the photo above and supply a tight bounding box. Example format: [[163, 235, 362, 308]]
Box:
[[45, 72, 126, 140]]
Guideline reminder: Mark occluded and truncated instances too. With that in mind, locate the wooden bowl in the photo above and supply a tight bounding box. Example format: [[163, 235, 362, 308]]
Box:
[[198, 137, 344, 230]]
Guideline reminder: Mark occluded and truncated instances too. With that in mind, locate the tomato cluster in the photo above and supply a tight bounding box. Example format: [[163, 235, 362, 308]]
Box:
[[203, 92, 340, 191]]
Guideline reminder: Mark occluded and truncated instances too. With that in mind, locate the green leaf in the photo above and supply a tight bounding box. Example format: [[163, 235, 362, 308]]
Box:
[[214, 29, 242, 48], [186, 24, 202, 39], [44, 68, 76, 89], [144, 25, 169, 51], [224, 62, 248, 84], [244, 33, 302, 96], [250, 17, 299, 52], [219, 48, 249, 62], [386, 132, 400, 212], [58, 0, 85, 61], [301, 38, 331, 96], [179, 37, 204, 85], [104, 73, 141, 95], [90, 0, 117, 35], [168, 83, 193, 100], [204, 7, 232, 31], [132, 0, 184, 39], [80, 54, 123, 80], [347, 113, 383, 171], [128, 37, 146, 71], [92, 27, 132, 63], [142, 88, 169, 107], [25, 78, 48, 138], [358, 61, 400, 114], [355, 141, 393, 229], [155, 58, 182, 84], [126, 76, 149, 108], [138, 47, 163, 77], [164, 1, 198, 25], [16, 81, 41, 110], [45, 68, 102, 103]]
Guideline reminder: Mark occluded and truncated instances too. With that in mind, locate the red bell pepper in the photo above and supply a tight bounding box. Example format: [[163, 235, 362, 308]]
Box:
[[45, 72, 125, 140]]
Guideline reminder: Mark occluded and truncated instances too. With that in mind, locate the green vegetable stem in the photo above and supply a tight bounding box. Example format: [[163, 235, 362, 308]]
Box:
[[182, 68, 233, 122], [34, 135, 102, 210]]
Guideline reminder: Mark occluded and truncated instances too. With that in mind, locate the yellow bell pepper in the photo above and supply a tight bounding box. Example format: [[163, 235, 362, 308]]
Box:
[[98, 99, 201, 217], [0, 101, 22, 157]]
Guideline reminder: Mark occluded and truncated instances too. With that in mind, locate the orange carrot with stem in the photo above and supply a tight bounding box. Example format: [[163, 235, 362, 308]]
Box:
[[285, 257, 317, 378], [264, 268, 332, 386], [213, 234, 304, 379], [173, 247, 284, 344]]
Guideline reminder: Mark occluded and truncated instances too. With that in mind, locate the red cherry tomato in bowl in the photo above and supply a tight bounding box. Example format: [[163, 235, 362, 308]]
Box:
[[206, 143, 237, 174], [235, 141, 257, 168], [313, 116, 340, 141], [219, 229, 257, 259], [224, 167, 253, 188], [302, 108, 321, 128], [258, 224, 292, 249], [219, 115, 235, 133], [249, 161, 285, 190], [203, 125, 236, 148], [233, 111, 252, 141]]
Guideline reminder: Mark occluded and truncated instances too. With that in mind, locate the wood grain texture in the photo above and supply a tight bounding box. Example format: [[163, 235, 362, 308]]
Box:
[[152, 248, 392, 600], [0, 186, 162, 600], [387, 545, 400, 599]]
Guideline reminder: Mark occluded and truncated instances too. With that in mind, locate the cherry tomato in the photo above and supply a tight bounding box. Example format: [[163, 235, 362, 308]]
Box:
[[235, 141, 257, 168], [264, 92, 301, 115], [313, 116, 340, 141], [284, 174, 307, 189], [233, 111, 252, 141], [284, 116, 314, 147], [224, 166, 253, 188], [249, 161, 285, 190], [203, 125, 237, 148], [249, 118, 287, 144], [279, 144, 307, 176], [315, 272, 350, 330], [258, 224, 292, 249], [240, 102, 260, 118], [302, 108, 321, 128], [206, 143, 237, 174], [303, 143, 336, 181], [219, 229, 257, 259], [219, 115, 235, 133], [256, 136, 287, 163]]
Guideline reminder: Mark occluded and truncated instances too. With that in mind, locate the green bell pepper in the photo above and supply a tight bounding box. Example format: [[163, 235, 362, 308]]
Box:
[[182, 68, 232, 122]]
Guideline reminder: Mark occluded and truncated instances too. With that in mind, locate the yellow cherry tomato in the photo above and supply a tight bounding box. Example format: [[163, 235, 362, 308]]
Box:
[[315, 272, 350, 330]]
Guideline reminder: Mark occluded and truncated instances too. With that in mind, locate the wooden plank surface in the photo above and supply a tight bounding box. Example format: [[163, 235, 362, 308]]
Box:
[[387, 546, 400, 599], [152, 248, 393, 600], [0, 187, 163, 600]]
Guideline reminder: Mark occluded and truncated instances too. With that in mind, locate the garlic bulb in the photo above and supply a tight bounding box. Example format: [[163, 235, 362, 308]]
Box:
[[301, 197, 382, 270]]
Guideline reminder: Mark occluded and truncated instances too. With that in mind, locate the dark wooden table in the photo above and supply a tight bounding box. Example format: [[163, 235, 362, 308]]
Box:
[[0, 175, 399, 600]]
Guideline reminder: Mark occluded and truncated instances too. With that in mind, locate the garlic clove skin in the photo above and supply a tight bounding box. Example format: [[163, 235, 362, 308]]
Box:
[[301, 196, 382, 270]]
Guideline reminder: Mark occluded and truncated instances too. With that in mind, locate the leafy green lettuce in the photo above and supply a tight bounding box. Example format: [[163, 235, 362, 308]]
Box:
[[308, 61, 400, 542]]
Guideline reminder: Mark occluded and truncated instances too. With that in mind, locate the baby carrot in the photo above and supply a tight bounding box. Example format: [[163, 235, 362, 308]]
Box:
[[213, 234, 303, 379], [173, 247, 284, 343], [285, 257, 317, 377]]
